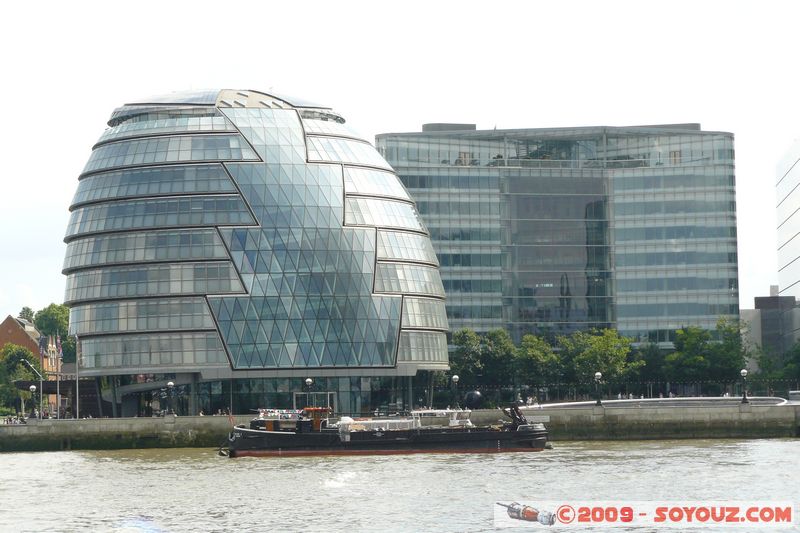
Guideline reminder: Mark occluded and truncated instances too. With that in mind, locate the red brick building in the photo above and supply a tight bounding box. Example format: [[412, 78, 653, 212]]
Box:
[[0, 315, 41, 356]]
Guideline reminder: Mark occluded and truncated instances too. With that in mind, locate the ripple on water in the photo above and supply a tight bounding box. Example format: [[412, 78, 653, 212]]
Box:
[[1, 440, 798, 532]]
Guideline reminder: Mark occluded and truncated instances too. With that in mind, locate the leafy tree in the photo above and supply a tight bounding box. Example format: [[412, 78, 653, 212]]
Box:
[[481, 329, 517, 386], [34, 303, 69, 337], [635, 342, 666, 382], [708, 317, 748, 379], [449, 329, 483, 388], [760, 341, 800, 381], [516, 334, 560, 386], [18, 307, 34, 322], [663, 326, 712, 381], [557, 329, 638, 383], [0, 344, 41, 411], [61, 336, 76, 364], [783, 344, 800, 381]]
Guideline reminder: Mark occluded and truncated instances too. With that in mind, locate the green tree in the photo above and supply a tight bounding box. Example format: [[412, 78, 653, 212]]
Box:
[[557, 329, 638, 383], [449, 329, 483, 388], [516, 334, 560, 386], [663, 326, 712, 381], [708, 317, 748, 379], [34, 303, 69, 337], [783, 344, 800, 381], [481, 329, 517, 386], [18, 307, 34, 322], [61, 336, 76, 364], [0, 344, 41, 411], [636, 342, 666, 382]]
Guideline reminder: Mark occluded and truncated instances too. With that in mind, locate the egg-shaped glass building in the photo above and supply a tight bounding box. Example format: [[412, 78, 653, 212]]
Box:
[[64, 89, 448, 416]]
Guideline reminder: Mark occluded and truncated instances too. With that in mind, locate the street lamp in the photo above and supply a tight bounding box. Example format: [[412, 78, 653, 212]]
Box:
[[22, 360, 44, 418], [740, 369, 749, 404], [167, 381, 175, 415], [29, 385, 37, 419], [305, 378, 313, 407], [594, 372, 603, 406], [452, 375, 460, 408]]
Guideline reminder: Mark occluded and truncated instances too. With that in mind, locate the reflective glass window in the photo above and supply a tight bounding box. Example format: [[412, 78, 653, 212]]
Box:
[[65, 262, 244, 303], [397, 331, 448, 362], [82, 135, 259, 174], [343, 167, 410, 200], [69, 298, 215, 335], [614, 225, 735, 242], [301, 119, 364, 139], [616, 302, 739, 318], [375, 263, 445, 297], [616, 277, 736, 292], [65, 196, 255, 239], [615, 251, 736, 267], [377, 231, 438, 264], [98, 115, 234, 143], [402, 297, 448, 330], [63, 229, 228, 271], [79, 332, 228, 369], [307, 136, 392, 169], [72, 164, 236, 205], [346, 198, 425, 232], [109, 104, 220, 127], [614, 200, 734, 216]]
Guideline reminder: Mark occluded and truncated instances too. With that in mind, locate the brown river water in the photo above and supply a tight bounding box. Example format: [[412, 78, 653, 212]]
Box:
[[1, 439, 798, 532]]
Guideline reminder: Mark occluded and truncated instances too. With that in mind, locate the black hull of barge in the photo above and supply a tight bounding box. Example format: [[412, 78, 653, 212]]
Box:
[[226, 427, 548, 458]]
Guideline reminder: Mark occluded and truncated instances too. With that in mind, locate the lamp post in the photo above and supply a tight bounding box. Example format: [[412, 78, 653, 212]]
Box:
[[167, 381, 175, 415], [594, 372, 603, 406], [740, 369, 749, 404], [29, 385, 37, 419], [22, 360, 43, 418], [451, 375, 460, 408], [305, 378, 313, 407]]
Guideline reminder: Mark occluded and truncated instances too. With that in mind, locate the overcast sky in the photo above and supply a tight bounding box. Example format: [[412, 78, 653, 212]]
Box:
[[1, 0, 797, 318]]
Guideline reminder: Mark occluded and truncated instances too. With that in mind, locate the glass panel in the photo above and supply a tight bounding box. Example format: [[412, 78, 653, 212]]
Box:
[[397, 331, 448, 362], [346, 198, 425, 232], [72, 164, 236, 206], [401, 297, 448, 330], [82, 134, 259, 174], [79, 332, 228, 370], [69, 297, 215, 335], [63, 229, 228, 271], [343, 167, 410, 200], [301, 118, 364, 139], [109, 104, 220, 127], [98, 115, 234, 143], [377, 231, 438, 264], [307, 136, 392, 169], [65, 262, 244, 303], [375, 263, 445, 297], [65, 196, 255, 239]]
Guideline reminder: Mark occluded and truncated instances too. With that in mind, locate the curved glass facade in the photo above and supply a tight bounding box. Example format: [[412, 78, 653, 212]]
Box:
[[64, 89, 448, 416]]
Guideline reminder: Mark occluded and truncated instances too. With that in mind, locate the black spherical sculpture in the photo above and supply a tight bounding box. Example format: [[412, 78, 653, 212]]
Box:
[[463, 390, 483, 409]]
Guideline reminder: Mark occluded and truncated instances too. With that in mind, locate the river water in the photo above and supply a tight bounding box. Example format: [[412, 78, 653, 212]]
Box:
[[1, 439, 798, 532]]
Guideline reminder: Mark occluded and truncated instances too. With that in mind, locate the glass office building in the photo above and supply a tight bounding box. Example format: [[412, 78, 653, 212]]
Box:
[[64, 90, 448, 416], [376, 123, 738, 344]]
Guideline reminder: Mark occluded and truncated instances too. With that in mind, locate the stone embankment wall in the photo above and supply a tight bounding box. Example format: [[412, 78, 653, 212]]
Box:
[[0, 415, 249, 452], [511, 403, 800, 440], [0, 404, 798, 452]]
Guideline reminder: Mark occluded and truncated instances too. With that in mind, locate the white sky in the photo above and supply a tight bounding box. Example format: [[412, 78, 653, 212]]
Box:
[[1, 0, 797, 317]]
